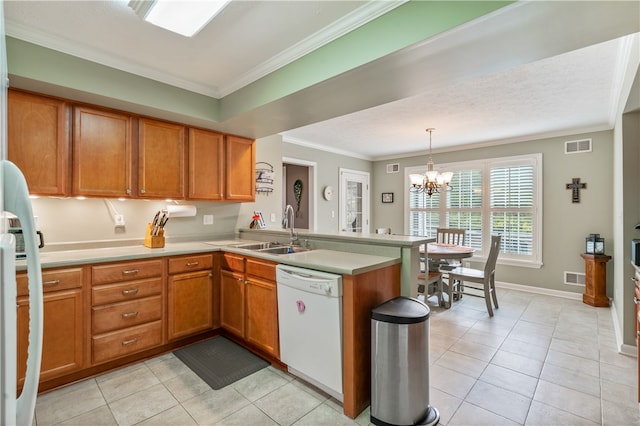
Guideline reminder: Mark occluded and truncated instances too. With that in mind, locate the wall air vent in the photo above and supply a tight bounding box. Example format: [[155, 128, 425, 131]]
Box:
[[565, 138, 592, 154], [386, 163, 400, 174], [564, 271, 586, 286]]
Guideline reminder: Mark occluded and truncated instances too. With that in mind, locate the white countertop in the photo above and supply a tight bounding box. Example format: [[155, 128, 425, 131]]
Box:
[[18, 240, 400, 276]]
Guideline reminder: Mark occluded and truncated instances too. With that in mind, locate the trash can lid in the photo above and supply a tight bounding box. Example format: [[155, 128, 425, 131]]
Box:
[[371, 296, 430, 324]]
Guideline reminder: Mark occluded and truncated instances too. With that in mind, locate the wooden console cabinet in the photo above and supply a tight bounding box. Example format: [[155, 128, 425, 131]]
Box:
[[580, 253, 611, 307]]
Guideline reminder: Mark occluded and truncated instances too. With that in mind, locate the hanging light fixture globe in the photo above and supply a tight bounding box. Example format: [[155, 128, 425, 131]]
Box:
[[409, 128, 453, 196]]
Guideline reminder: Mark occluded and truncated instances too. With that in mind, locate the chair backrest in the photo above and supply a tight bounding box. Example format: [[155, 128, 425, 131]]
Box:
[[436, 228, 465, 245], [484, 235, 502, 276]]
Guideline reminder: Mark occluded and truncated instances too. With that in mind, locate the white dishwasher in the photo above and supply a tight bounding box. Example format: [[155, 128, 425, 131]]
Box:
[[276, 264, 343, 401]]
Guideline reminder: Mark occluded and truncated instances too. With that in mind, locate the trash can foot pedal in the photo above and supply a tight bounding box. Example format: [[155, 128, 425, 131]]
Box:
[[417, 406, 440, 426]]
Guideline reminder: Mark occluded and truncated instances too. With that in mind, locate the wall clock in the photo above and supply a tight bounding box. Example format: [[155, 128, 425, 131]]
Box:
[[322, 186, 333, 201]]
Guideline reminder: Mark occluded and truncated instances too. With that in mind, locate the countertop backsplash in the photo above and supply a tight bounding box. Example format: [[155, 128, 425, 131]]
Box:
[[30, 197, 243, 247]]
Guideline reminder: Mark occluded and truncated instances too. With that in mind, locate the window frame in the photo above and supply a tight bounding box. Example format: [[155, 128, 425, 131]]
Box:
[[405, 153, 543, 268]]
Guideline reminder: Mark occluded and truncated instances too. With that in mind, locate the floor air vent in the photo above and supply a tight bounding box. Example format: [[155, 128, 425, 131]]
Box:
[[565, 138, 592, 154], [564, 271, 586, 286]]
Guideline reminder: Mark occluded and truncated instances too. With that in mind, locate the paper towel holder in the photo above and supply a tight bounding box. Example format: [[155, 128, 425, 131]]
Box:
[[165, 204, 197, 217]]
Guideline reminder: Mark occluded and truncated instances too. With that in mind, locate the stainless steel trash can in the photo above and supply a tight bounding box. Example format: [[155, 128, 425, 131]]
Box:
[[371, 297, 439, 426]]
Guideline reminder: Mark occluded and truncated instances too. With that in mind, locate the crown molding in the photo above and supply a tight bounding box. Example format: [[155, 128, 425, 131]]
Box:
[[5, 1, 406, 99]]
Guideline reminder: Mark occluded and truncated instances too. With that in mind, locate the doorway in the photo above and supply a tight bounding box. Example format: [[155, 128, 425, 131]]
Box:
[[282, 158, 317, 231], [339, 168, 370, 233]]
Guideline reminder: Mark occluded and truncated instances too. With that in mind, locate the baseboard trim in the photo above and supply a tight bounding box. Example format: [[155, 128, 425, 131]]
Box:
[[495, 281, 583, 301]]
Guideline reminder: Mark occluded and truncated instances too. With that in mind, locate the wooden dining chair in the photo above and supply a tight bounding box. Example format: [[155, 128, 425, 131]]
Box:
[[446, 235, 501, 316], [417, 270, 443, 306], [436, 228, 466, 245]]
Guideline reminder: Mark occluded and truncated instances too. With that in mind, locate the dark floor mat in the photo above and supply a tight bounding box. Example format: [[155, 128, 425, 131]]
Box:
[[173, 336, 269, 390]]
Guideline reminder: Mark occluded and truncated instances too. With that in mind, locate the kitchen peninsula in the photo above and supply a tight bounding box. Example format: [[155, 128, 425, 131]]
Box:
[[16, 231, 427, 419]]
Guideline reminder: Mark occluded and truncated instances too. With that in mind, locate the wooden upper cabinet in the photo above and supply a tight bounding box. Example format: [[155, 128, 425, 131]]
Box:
[[225, 135, 255, 201], [188, 128, 224, 200], [72, 106, 133, 197], [138, 118, 185, 199], [7, 90, 69, 196]]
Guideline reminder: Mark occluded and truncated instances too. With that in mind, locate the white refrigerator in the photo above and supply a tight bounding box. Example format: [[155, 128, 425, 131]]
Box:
[[0, 1, 44, 425]]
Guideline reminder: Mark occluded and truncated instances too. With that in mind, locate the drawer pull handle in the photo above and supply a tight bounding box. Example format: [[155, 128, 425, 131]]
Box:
[[186, 261, 199, 267], [43, 279, 60, 286], [122, 311, 139, 318], [122, 337, 138, 346], [122, 288, 139, 295], [122, 269, 139, 275]]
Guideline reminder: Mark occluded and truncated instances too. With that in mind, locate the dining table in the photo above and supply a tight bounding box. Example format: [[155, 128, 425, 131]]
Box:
[[425, 242, 475, 263]]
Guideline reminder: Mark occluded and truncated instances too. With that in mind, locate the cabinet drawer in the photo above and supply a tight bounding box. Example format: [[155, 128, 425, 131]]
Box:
[[92, 278, 162, 306], [92, 295, 162, 334], [222, 253, 244, 273], [168, 254, 213, 274], [17, 268, 83, 297], [92, 320, 162, 364], [92, 260, 162, 285], [246, 257, 277, 281]]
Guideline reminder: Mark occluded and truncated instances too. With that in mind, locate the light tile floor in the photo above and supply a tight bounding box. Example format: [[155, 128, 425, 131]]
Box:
[[34, 288, 639, 425]]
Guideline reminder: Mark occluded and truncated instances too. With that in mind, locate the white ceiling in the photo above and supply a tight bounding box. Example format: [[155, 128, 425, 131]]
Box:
[[4, 1, 639, 160]]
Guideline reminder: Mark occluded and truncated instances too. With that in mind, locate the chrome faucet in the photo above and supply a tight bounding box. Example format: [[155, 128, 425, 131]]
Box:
[[283, 204, 297, 245]]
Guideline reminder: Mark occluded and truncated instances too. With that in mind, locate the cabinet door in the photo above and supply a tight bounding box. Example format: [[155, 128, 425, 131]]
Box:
[[17, 289, 84, 385], [8, 90, 69, 196], [138, 118, 185, 199], [72, 106, 133, 197], [245, 276, 279, 357], [225, 135, 255, 201], [188, 128, 224, 200], [220, 269, 245, 336], [167, 270, 213, 340]]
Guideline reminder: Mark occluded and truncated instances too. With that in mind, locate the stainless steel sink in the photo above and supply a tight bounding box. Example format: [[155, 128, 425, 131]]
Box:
[[258, 245, 311, 255], [233, 242, 281, 250]]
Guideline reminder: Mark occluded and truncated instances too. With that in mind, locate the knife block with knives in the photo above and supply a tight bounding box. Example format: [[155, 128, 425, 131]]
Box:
[[144, 210, 168, 248], [144, 223, 165, 248]]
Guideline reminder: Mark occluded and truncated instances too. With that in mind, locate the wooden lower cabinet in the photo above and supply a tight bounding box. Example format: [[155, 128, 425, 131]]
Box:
[[220, 268, 245, 337], [220, 254, 279, 358], [245, 258, 279, 357], [17, 268, 84, 385], [167, 254, 214, 341], [91, 259, 163, 365]]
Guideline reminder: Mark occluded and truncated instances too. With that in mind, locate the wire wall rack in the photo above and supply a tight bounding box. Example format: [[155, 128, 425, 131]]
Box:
[[256, 162, 274, 194]]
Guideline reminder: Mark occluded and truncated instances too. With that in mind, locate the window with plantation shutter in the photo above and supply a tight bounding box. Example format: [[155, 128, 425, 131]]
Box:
[[405, 153, 542, 267], [447, 168, 483, 252]]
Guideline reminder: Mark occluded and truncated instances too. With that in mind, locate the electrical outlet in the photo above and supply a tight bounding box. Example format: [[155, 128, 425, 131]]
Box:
[[114, 214, 125, 226], [203, 214, 214, 225], [270, 213, 276, 222]]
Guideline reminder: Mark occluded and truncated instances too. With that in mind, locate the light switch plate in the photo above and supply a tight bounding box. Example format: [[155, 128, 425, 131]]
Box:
[[203, 214, 214, 225]]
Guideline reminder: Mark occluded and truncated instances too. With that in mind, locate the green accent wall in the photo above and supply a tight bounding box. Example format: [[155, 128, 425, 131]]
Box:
[[220, 1, 513, 119]]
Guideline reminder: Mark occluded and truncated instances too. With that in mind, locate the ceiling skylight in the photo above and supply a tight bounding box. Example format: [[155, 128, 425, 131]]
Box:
[[129, 0, 231, 37]]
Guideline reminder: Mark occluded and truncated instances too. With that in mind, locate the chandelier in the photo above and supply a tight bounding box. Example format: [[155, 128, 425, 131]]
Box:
[[409, 128, 453, 196]]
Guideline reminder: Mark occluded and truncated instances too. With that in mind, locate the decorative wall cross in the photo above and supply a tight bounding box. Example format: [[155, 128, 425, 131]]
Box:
[[566, 177, 586, 203]]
